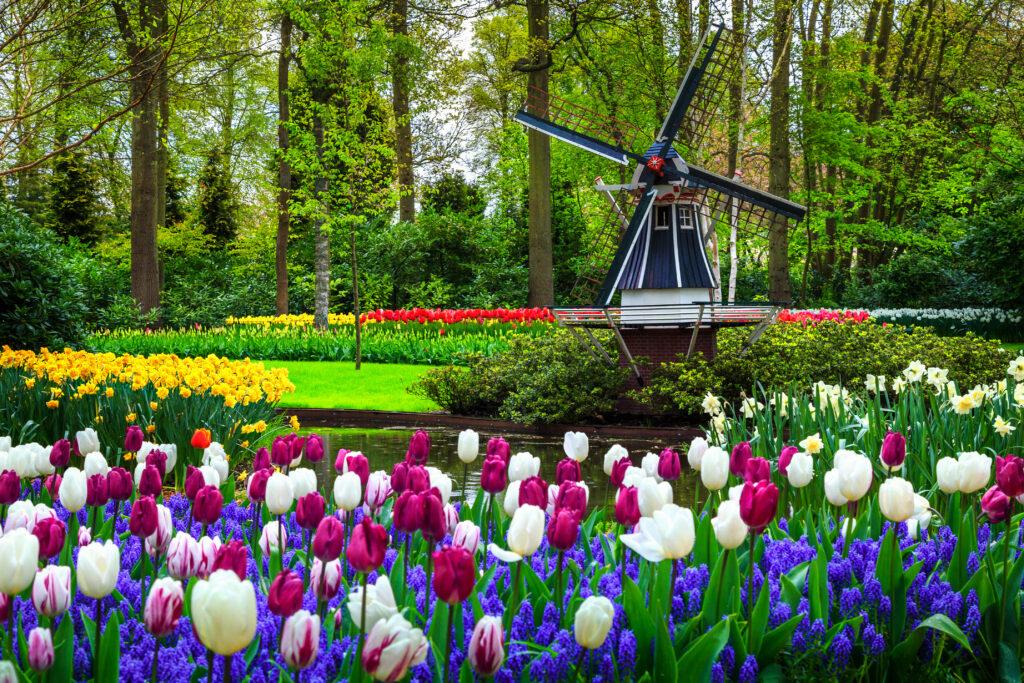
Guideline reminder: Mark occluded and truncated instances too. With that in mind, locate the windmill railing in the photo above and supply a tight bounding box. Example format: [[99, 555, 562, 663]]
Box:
[[552, 303, 781, 329]]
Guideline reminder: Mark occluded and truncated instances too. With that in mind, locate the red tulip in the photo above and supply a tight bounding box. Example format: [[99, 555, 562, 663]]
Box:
[[139, 465, 162, 497], [610, 457, 631, 489], [615, 486, 641, 527], [190, 428, 212, 450], [184, 466, 204, 501], [43, 474, 60, 501], [657, 448, 681, 481], [982, 485, 1013, 523], [193, 485, 223, 525], [333, 448, 350, 475], [129, 495, 159, 537], [253, 447, 271, 472], [739, 480, 779, 534], [0, 470, 20, 504], [996, 454, 1024, 498], [271, 437, 292, 467], [313, 516, 344, 561], [555, 458, 581, 485], [407, 465, 430, 493], [247, 468, 271, 503], [296, 492, 326, 531], [730, 442, 752, 478], [390, 460, 409, 494], [744, 457, 771, 483], [288, 435, 306, 463], [546, 508, 580, 551], [486, 437, 511, 464], [394, 491, 424, 534], [107, 467, 133, 501], [86, 474, 108, 507], [49, 439, 70, 469], [347, 517, 388, 573], [211, 540, 248, 580], [406, 430, 431, 466], [32, 518, 66, 559], [421, 489, 447, 543], [480, 456, 507, 494], [305, 434, 325, 463], [554, 481, 587, 518], [344, 452, 370, 488], [124, 425, 144, 453], [432, 545, 475, 603], [268, 569, 304, 617], [880, 431, 907, 469], [518, 476, 547, 509], [777, 446, 798, 477], [144, 578, 183, 638]]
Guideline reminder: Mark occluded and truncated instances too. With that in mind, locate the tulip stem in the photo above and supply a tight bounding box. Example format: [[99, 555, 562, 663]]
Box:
[[206, 649, 214, 683], [93, 598, 103, 680], [505, 561, 522, 634], [556, 551, 564, 624], [461, 463, 468, 508], [403, 534, 410, 579], [355, 572, 369, 680], [444, 602, 453, 683], [668, 559, 677, 620], [223, 654, 233, 683], [1000, 507, 1013, 644], [150, 638, 160, 683], [746, 534, 755, 636]]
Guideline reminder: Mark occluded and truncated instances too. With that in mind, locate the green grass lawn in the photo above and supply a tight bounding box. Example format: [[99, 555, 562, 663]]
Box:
[[264, 361, 439, 412], [1004, 342, 1024, 353]]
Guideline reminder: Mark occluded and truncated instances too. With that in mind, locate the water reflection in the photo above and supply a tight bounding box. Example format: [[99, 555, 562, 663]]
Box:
[[306, 427, 699, 507]]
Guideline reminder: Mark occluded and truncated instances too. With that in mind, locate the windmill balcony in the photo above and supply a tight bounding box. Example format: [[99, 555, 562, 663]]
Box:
[[552, 302, 780, 330]]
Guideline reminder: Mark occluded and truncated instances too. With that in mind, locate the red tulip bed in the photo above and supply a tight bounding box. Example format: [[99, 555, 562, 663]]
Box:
[[0, 397, 1021, 681]]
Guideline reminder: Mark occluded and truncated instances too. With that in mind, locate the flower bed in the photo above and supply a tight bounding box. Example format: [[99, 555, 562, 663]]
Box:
[[0, 347, 291, 481], [867, 307, 1024, 341], [778, 309, 871, 325], [0, 354, 1022, 680], [227, 308, 556, 327]]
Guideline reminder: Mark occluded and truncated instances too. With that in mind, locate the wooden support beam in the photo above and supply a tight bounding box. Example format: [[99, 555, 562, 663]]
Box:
[[604, 309, 643, 384], [686, 304, 706, 358]]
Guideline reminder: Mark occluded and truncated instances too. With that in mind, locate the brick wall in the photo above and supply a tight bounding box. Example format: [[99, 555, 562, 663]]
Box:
[[618, 326, 717, 390]]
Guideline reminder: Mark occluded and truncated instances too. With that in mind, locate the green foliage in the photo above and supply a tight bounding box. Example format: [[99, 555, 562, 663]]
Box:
[[47, 150, 103, 243], [0, 203, 87, 348], [640, 321, 1009, 415], [960, 184, 1024, 308], [411, 330, 627, 423], [196, 147, 239, 244]]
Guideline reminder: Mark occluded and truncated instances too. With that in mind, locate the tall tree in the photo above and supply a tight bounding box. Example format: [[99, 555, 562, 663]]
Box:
[[277, 10, 292, 315], [390, 0, 415, 223], [767, 0, 793, 302], [523, 0, 553, 306]]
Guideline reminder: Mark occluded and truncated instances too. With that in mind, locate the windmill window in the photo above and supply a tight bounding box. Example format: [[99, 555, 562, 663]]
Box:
[[678, 206, 695, 229], [653, 206, 672, 231]]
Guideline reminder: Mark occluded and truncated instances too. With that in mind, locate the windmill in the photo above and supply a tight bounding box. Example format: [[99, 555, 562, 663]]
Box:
[[514, 24, 806, 385]]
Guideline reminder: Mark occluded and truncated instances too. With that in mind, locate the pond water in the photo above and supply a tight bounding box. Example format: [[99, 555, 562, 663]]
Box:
[[306, 427, 699, 507]]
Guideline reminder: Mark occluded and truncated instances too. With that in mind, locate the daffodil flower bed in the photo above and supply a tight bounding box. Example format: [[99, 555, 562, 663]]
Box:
[[0, 348, 292, 482], [0, 388, 1023, 681]]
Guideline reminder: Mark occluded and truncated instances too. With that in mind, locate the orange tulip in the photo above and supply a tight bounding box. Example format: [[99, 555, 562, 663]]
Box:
[[190, 428, 212, 450]]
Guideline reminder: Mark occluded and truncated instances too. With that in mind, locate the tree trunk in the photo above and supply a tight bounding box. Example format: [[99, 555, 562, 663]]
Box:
[[674, 0, 692, 75], [767, 0, 792, 303], [391, 0, 415, 223], [350, 223, 362, 370], [123, 0, 162, 315], [155, 0, 168, 237], [726, 0, 746, 303], [312, 112, 330, 330], [276, 12, 291, 315], [526, 0, 553, 306]]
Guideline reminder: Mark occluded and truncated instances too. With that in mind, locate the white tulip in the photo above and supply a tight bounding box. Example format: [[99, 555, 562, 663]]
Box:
[[906, 494, 933, 540], [83, 451, 108, 478], [711, 499, 748, 550], [935, 457, 959, 494], [452, 520, 481, 554], [0, 436, 10, 453], [75, 428, 100, 456], [641, 452, 661, 480], [203, 442, 227, 464], [687, 437, 708, 471], [507, 453, 540, 482], [58, 467, 86, 513], [266, 472, 294, 515], [488, 504, 544, 562], [457, 430, 479, 464], [878, 477, 915, 522], [138, 442, 177, 473], [824, 469, 848, 506], [603, 444, 628, 475], [563, 431, 588, 462], [957, 451, 991, 494], [700, 447, 730, 491], [77, 541, 120, 598], [362, 614, 428, 682], [346, 575, 398, 631], [786, 452, 815, 488], [289, 468, 318, 499], [833, 449, 873, 501], [191, 570, 257, 655], [637, 477, 672, 517], [426, 467, 453, 504], [574, 596, 614, 649], [621, 466, 646, 489], [208, 457, 229, 486], [0, 528, 40, 595], [33, 445, 54, 476], [198, 465, 221, 488], [621, 504, 695, 562], [9, 444, 39, 479], [259, 521, 288, 555], [333, 471, 362, 512], [4, 500, 35, 533]]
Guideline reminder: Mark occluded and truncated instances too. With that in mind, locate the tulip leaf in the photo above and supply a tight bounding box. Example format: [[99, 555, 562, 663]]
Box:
[[947, 509, 972, 590], [891, 614, 971, 664], [50, 609, 75, 682], [701, 547, 740, 630], [999, 641, 1023, 683], [459, 659, 474, 683], [808, 554, 830, 625], [244, 633, 262, 670], [621, 577, 656, 672], [219, 474, 235, 502], [99, 607, 122, 682], [748, 579, 770, 655], [519, 561, 552, 604], [692, 512, 715, 568], [653, 615, 677, 682], [390, 546, 407, 605], [675, 616, 730, 680], [758, 614, 805, 661], [780, 562, 809, 609], [1000, 549, 1024, 648]]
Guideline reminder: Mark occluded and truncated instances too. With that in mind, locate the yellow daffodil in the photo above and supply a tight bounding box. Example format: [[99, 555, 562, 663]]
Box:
[[799, 433, 824, 455], [46, 399, 59, 409], [994, 416, 1016, 437]]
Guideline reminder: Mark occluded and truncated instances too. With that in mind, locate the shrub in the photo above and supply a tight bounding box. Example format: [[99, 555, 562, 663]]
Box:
[[411, 330, 628, 424], [0, 203, 88, 348], [641, 321, 1009, 416]]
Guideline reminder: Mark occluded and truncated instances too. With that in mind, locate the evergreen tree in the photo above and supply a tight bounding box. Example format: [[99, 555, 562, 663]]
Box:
[[164, 153, 188, 226], [196, 146, 238, 243], [48, 150, 102, 242]]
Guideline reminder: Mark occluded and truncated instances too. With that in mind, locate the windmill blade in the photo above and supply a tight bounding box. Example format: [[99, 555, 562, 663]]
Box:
[[568, 184, 634, 304], [675, 27, 741, 161], [680, 163, 806, 220], [594, 187, 658, 306], [656, 24, 731, 158], [514, 111, 634, 165], [515, 85, 646, 163]]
